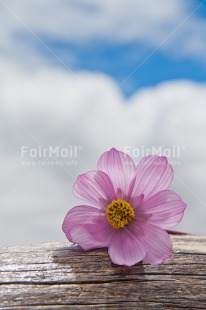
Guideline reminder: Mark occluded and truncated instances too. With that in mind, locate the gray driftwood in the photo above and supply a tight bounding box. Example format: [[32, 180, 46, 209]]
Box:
[[0, 235, 206, 309]]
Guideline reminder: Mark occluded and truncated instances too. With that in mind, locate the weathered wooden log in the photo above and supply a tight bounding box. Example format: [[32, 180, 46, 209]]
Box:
[[0, 235, 206, 309]]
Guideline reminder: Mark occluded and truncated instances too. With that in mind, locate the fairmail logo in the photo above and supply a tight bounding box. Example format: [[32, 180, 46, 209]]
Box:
[[20, 145, 82, 166], [21, 145, 81, 158]]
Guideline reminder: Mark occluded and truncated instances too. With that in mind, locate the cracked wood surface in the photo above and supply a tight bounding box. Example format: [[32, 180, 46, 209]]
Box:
[[0, 235, 206, 309]]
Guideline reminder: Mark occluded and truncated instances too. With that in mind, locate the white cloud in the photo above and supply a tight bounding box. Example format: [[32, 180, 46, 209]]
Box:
[[0, 0, 183, 41], [1, 0, 206, 65], [0, 60, 206, 246]]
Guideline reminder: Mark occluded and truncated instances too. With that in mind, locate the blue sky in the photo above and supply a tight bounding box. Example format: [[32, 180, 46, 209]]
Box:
[[46, 40, 206, 96], [1, 0, 206, 96], [18, 0, 205, 97]]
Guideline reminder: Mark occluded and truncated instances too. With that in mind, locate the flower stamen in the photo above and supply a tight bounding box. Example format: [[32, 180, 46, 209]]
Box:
[[106, 199, 135, 229]]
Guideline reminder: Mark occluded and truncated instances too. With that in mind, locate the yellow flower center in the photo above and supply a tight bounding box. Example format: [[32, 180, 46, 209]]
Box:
[[106, 199, 135, 229]]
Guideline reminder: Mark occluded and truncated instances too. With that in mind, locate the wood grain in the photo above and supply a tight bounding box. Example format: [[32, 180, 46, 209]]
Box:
[[0, 235, 206, 309]]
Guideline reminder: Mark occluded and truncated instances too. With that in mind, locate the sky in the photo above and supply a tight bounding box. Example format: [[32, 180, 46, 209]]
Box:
[[0, 0, 206, 246]]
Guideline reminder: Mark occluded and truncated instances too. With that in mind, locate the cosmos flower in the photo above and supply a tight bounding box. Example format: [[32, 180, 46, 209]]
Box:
[[62, 148, 186, 266]]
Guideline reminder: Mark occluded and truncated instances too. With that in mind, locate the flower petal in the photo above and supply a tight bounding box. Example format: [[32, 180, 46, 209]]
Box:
[[73, 170, 115, 208], [129, 194, 144, 210], [131, 155, 173, 199], [137, 190, 187, 229], [97, 148, 135, 199], [108, 225, 146, 266], [62, 205, 114, 250], [62, 205, 100, 241], [137, 222, 172, 265]]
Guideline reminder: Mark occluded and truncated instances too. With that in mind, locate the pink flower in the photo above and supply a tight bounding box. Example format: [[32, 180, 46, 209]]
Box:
[[62, 148, 186, 266]]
